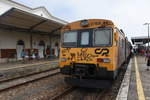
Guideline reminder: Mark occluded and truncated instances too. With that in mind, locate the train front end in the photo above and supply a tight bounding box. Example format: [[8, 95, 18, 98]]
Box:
[[59, 19, 117, 88]]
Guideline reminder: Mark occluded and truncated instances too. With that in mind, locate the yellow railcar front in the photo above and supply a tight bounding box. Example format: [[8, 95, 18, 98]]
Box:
[[59, 19, 120, 81]]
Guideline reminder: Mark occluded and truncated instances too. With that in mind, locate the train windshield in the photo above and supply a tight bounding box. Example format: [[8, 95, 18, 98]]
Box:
[[93, 28, 112, 46], [62, 28, 112, 47], [80, 31, 90, 45], [63, 31, 77, 47]]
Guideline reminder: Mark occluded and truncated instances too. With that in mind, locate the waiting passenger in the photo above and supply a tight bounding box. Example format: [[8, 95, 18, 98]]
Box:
[[25, 50, 29, 59], [146, 52, 150, 70], [21, 49, 25, 63]]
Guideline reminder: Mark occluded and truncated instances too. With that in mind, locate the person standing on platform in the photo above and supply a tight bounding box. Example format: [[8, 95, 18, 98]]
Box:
[[21, 49, 25, 63], [146, 52, 150, 70]]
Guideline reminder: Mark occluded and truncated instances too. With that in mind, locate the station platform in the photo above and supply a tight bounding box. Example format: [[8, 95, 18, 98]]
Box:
[[0, 59, 59, 82], [117, 56, 150, 100]]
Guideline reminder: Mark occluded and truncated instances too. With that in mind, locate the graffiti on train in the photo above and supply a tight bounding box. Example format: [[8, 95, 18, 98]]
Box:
[[61, 48, 99, 61], [77, 48, 98, 61], [61, 48, 71, 56]]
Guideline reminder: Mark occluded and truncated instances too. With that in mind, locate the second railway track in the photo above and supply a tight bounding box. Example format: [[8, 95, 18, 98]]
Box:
[[0, 67, 60, 91], [50, 87, 77, 100], [0, 61, 128, 100]]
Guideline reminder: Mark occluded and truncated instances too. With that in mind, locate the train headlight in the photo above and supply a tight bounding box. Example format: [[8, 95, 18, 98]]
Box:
[[97, 58, 110, 63], [61, 58, 67, 62], [97, 58, 103, 63], [103, 58, 110, 63]]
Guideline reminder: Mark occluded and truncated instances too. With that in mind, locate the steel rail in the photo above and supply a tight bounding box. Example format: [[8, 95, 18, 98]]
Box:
[[50, 87, 77, 100], [0, 67, 60, 91]]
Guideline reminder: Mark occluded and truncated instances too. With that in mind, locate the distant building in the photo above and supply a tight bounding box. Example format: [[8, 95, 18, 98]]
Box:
[[0, 0, 67, 63]]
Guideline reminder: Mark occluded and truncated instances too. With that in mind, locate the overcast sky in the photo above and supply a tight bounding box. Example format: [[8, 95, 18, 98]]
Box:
[[13, 0, 150, 41]]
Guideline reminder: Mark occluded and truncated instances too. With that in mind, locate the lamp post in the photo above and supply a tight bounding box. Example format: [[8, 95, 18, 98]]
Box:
[[144, 23, 150, 51]]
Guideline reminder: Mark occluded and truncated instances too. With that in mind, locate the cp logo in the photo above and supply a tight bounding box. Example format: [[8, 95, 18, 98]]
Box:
[[95, 48, 109, 56]]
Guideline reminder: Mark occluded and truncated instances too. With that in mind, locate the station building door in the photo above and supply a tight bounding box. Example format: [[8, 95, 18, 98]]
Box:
[[38, 41, 45, 58], [16, 40, 24, 60]]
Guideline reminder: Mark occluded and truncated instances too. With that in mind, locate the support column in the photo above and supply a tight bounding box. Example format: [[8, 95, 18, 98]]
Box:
[[30, 33, 33, 59], [30, 33, 33, 49], [0, 49, 1, 58], [49, 34, 53, 59]]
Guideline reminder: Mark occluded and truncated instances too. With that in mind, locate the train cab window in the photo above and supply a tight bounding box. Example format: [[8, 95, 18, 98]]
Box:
[[80, 32, 89, 45], [93, 28, 112, 46], [63, 31, 77, 47]]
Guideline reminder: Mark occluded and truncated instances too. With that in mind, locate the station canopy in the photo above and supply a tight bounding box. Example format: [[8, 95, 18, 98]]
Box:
[[0, 8, 66, 35], [131, 36, 150, 45]]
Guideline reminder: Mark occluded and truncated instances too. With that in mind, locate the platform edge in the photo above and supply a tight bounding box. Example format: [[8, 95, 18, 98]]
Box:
[[116, 59, 132, 100]]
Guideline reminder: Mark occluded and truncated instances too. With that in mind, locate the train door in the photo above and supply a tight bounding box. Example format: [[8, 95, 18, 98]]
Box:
[[16, 40, 24, 60], [38, 41, 45, 58]]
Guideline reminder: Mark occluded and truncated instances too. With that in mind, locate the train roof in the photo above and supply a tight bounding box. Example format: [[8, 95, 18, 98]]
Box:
[[69, 19, 114, 25], [62, 19, 115, 31]]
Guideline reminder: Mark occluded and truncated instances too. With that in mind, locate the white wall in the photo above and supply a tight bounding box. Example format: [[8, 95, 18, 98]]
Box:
[[0, 30, 55, 49], [0, 29, 60, 49], [0, 30, 30, 49], [32, 34, 50, 49]]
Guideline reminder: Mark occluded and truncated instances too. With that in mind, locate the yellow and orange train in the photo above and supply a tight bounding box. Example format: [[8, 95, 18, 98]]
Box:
[[59, 19, 131, 88]]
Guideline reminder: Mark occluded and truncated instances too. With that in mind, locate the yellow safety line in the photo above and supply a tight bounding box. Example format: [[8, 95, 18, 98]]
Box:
[[0, 60, 58, 71], [134, 56, 145, 100]]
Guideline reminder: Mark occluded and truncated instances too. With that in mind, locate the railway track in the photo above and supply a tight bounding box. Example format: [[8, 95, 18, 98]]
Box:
[[51, 88, 107, 100], [0, 67, 60, 91], [0, 60, 129, 100], [51, 62, 128, 100], [95, 89, 108, 100], [50, 87, 76, 100]]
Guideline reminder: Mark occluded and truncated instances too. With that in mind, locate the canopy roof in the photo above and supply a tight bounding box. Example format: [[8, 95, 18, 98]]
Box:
[[131, 36, 150, 45], [0, 8, 66, 35]]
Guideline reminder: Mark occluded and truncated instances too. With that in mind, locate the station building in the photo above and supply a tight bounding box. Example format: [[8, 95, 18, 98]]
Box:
[[0, 0, 67, 63]]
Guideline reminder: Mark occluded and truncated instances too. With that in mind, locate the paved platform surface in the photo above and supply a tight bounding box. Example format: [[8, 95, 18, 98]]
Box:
[[128, 56, 150, 100], [117, 56, 150, 100], [0, 59, 59, 82], [127, 57, 138, 100]]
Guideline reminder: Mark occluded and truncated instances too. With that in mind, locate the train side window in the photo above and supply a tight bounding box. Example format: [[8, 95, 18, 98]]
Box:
[[121, 38, 124, 48], [122, 38, 125, 48], [122, 39, 124, 48], [119, 38, 122, 47]]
